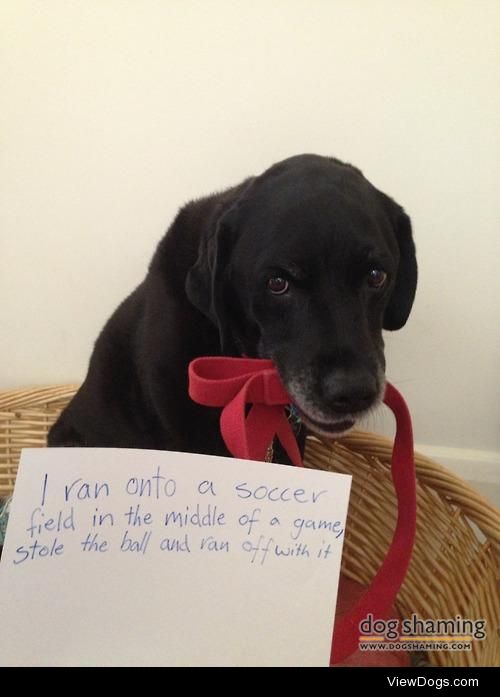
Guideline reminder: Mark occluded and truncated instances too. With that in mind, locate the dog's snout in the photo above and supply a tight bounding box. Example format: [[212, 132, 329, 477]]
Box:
[[321, 369, 378, 415]]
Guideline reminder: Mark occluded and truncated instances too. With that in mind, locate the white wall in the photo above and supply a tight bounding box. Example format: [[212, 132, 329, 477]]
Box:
[[2, 1, 499, 464]]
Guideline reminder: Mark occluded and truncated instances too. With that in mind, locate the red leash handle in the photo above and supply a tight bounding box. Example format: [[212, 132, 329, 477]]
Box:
[[188, 357, 416, 665], [331, 382, 416, 664]]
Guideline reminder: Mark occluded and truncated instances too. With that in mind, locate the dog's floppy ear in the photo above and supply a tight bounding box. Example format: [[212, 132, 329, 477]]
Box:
[[185, 203, 238, 354], [381, 198, 418, 331]]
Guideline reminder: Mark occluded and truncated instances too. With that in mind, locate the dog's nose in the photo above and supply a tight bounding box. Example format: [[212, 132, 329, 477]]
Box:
[[321, 369, 379, 414]]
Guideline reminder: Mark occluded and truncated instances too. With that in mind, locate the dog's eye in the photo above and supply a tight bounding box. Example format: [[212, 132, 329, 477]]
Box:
[[267, 277, 289, 295], [367, 269, 387, 289]]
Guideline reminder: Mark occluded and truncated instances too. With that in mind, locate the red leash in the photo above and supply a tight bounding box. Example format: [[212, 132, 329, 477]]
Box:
[[189, 356, 416, 665], [189, 357, 302, 466]]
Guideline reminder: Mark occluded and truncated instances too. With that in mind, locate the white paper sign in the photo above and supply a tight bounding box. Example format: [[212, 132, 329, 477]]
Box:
[[0, 447, 351, 667]]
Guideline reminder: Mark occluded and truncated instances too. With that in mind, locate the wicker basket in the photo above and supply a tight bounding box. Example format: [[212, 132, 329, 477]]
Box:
[[1, 385, 499, 667]]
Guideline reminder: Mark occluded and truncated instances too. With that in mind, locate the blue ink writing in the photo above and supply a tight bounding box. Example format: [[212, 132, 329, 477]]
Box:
[[123, 504, 153, 526], [126, 467, 176, 499], [238, 508, 261, 535], [242, 535, 274, 565], [198, 480, 216, 496], [120, 529, 152, 554], [81, 532, 108, 552], [200, 536, 229, 552], [160, 534, 191, 553], [14, 537, 64, 564], [64, 478, 110, 501], [92, 508, 114, 527], [291, 517, 344, 541], [26, 507, 75, 538], [41, 473, 48, 506], [164, 503, 225, 528], [317, 541, 333, 560], [274, 541, 310, 558], [235, 483, 327, 504], [242, 536, 312, 565]]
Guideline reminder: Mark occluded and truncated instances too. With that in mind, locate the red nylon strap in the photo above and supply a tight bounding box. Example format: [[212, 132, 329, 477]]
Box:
[[188, 356, 416, 665], [330, 381, 416, 664], [189, 357, 302, 466]]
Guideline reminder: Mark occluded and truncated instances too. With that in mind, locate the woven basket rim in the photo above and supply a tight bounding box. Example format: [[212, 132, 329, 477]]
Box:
[[0, 384, 80, 410], [1, 384, 497, 544], [309, 430, 500, 550], [1, 383, 498, 666]]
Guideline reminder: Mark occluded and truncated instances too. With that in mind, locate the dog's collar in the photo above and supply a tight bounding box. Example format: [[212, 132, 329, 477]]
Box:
[[188, 356, 416, 665]]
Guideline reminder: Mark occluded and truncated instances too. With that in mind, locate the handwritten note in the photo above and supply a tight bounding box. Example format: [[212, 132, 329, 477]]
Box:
[[0, 447, 351, 666]]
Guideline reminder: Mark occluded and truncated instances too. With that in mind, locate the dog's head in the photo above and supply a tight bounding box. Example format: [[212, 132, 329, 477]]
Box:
[[186, 154, 417, 436]]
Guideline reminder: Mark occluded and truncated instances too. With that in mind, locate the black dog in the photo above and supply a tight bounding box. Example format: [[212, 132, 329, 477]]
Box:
[[48, 154, 417, 458]]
